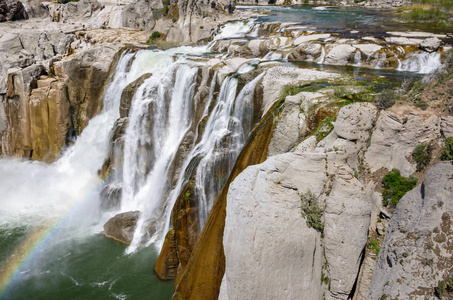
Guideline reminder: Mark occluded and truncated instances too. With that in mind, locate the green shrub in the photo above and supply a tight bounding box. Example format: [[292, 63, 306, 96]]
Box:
[[412, 143, 433, 171], [440, 137, 453, 161], [147, 31, 162, 43], [300, 190, 324, 232], [436, 280, 447, 298], [374, 89, 397, 109], [382, 169, 418, 207]]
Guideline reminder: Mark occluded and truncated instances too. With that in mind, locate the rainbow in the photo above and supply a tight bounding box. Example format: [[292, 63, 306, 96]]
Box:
[[0, 219, 58, 296], [0, 174, 110, 298]]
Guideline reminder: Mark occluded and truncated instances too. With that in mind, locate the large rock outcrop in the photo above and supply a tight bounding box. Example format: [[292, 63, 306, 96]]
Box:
[[1, 44, 122, 161], [368, 161, 453, 300], [219, 102, 379, 300], [365, 111, 440, 177]]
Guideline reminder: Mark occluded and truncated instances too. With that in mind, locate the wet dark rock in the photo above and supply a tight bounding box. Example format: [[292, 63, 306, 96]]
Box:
[[0, 0, 28, 22]]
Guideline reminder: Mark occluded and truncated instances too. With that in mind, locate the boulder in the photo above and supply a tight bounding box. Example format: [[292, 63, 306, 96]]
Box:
[[102, 211, 140, 244], [260, 66, 338, 117], [419, 37, 441, 53], [324, 44, 356, 66], [368, 162, 453, 300], [0, 0, 28, 22], [365, 111, 440, 176]]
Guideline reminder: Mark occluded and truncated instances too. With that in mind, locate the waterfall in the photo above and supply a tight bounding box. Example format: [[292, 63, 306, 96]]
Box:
[[353, 50, 362, 67], [0, 52, 139, 231], [213, 20, 255, 41], [374, 52, 386, 69], [113, 55, 265, 251], [121, 60, 199, 253], [177, 72, 265, 229], [263, 51, 283, 61], [397, 51, 442, 74], [317, 45, 326, 64]]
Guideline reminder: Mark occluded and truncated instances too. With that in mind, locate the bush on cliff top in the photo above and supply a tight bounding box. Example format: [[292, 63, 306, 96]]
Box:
[[148, 31, 162, 43], [382, 169, 418, 207]]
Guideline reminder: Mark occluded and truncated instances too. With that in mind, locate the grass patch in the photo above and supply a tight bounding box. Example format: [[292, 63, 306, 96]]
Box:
[[367, 239, 380, 256], [399, 0, 453, 29], [382, 169, 418, 207], [313, 116, 336, 141]]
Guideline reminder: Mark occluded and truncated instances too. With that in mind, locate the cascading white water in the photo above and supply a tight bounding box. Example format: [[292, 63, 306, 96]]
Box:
[[353, 50, 362, 67], [123, 60, 199, 253], [318, 45, 326, 64], [397, 51, 442, 74], [374, 52, 386, 69], [155, 72, 265, 232], [213, 20, 255, 41], [263, 51, 283, 61], [0, 52, 138, 232]]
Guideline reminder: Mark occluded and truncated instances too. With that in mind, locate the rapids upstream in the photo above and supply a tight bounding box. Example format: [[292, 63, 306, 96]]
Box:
[[0, 5, 449, 299]]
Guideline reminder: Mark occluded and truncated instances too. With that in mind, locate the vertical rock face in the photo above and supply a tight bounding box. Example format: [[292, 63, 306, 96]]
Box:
[[368, 161, 453, 300], [167, 0, 236, 43], [154, 229, 179, 280], [1, 44, 122, 161], [219, 103, 379, 300], [219, 153, 324, 300]]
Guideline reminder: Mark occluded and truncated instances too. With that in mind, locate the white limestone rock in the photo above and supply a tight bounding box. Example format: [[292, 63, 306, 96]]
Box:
[[419, 37, 442, 53], [365, 111, 440, 176], [324, 44, 356, 66], [368, 162, 453, 300]]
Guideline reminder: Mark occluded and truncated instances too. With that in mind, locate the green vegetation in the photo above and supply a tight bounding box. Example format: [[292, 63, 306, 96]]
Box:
[[399, 0, 453, 29], [313, 116, 336, 141], [182, 190, 190, 203], [300, 190, 324, 232], [374, 88, 397, 109], [162, 0, 170, 15], [440, 137, 453, 161], [367, 239, 380, 256], [435, 278, 453, 298], [147, 31, 162, 43], [382, 169, 418, 207], [321, 272, 330, 285], [412, 143, 433, 172], [278, 85, 305, 102]]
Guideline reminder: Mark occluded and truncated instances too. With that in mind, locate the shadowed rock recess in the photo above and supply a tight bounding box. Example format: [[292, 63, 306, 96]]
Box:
[[1, 0, 453, 299]]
